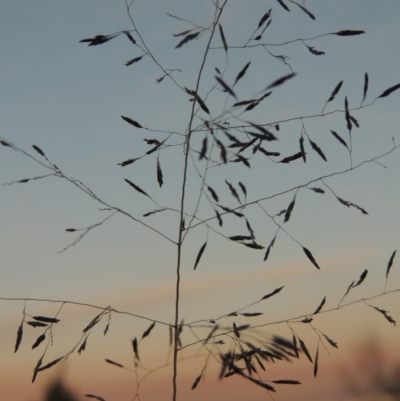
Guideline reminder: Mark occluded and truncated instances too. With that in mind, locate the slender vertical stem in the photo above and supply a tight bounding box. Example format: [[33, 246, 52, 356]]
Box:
[[172, 3, 228, 400]]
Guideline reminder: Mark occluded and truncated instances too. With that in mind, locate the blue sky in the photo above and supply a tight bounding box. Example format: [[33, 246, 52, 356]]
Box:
[[1, 1, 400, 400]]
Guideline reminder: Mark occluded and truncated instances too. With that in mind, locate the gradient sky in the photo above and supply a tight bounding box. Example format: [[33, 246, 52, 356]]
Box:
[[1, 1, 400, 400]]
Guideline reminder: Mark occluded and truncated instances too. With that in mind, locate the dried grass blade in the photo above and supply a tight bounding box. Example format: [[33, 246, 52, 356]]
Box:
[[32, 145, 45, 157], [330, 130, 348, 149], [327, 80, 343, 102], [27, 321, 48, 328], [124, 179, 150, 198], [132, 337, 140, 360], [306, 45, 325, 55], [143, 208, 167, 217], [207, 186, 219, 202], [37, 357, 63, 372], [272, 380, 301, 384], [234, 62, 251, 86], [241, 312, 263, 317], [121, 115, 143, 128], [276, 0, 290, 11], [292, 334, 299, 358], [233, 322, 240, 338], [295, 3, 315, 20], [309, 187, 325, 194], [83, 312, 103, 333], [199, 136, 208, 160], [299, 338, 313, 362], [354, 269, 368, 287], [261, 286, 284, 300], [386, 250, 397, 278], [299, 136, 306, 162], [303, 247, 320, 269], [372, 307, 397, 326], [258, 9, 271, 28], [335, 30, 365, 36], [78, 338, 87, 355], [142, 322, 156, 339], [105, 358, 124, 368], [175, 32, 200, 48], [265, 73, 296, 90], [219, 24, 228, 52], [280, 151, 303, 163], [313, 296, 326, 315], [314, 346, 319, 377], [32, 356, 43, 383], [118, 158, 139, 167], [85, 394, 107, 401], [191, 373, 203, 390], [15, 321, 23, 353], [284, 196, 296, 223], [378, 83, 400, 98], [194, 242, 207, 270], [124, 31, 136, 44], [323, 334, 338, 348], [32, 333, 46, 350], [308, 138, 327, 161], [238, 182, 247, 197], [33, 316, 60, 324], [345, 97, 352, 131], [215, 76, 237, 99], [362, 72, 369, 103], [156, 157, 163, 188], [225, 180, 240, 203], [125, 55, 144, 66]]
